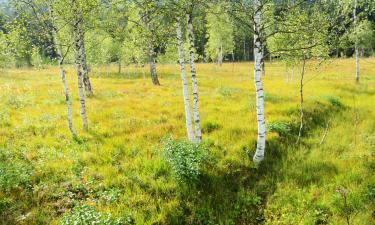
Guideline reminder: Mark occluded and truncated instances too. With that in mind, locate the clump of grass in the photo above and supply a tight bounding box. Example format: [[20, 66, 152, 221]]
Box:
[[162, 137, 208, 184], [201, 121, 221, 134], [324, 95, 343, 108], [217, 86, 242, 97]]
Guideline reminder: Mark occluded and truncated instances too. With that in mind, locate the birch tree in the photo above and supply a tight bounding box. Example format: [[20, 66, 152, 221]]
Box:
[[186, 9, 202, 143], [252, 0, 266, 162], [354, 0, 360, 83], [71, 0, 94, 95], [13, 0, 78, 136], [176, 16, 194, 141], [267, 1, 330, 144]]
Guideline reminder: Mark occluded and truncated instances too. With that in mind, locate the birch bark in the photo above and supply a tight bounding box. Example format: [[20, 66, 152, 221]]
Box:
[[253, 0, 266, 163], [354, 0, 360, 83], [176, 17, 194, 141], [296, 56, 306, 144], [77, 23, 93, 96], [50, 10, 77, 137], [148, 44, 160, 85], [74, 22, 89, 131], [187, 13, 202, 143]]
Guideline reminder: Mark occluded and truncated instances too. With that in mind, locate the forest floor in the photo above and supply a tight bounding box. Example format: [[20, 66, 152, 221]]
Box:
[[0, 58, 375, 224]]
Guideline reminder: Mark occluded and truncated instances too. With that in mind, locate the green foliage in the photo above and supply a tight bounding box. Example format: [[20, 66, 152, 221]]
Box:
[[205, 3, 234, 64], [60, 205, 134, 225], [268, 121, 291, 136], [162, 137, 208, 184]]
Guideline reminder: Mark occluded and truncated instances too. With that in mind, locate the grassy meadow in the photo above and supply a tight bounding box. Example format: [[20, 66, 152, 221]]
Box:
[[0, 58, 375, 224]]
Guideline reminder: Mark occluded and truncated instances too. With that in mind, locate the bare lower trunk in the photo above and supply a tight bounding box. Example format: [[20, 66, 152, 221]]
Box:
[[74, 22, 88, 131], [285, 63, 289, 83], [187, 13, 202, 143], [354, 0, 360, 83], [176, 17, 194, 141], [296, 57, 306, 144], [77, 19, 93, 96], [52, 28, 76, 137], [253, 0, 266, 163], [218, 44, 223, 66], [118, 60, 122, 74], [149, 45, 160, 85]]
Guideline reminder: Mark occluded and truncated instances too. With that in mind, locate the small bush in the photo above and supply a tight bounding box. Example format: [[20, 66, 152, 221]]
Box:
[[162, 137, 208, 184], [268, 121, 291, 136], [0, 110, 10, 127], [0, 161, 32, 192]]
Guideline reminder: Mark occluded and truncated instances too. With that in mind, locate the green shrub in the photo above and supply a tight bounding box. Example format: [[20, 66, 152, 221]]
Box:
[[268, 121, 291, 136], [0, 161, 32, 192], [60, 205, 134, 225], [0, 110, 10, 127], [162, 137, 208, 184]]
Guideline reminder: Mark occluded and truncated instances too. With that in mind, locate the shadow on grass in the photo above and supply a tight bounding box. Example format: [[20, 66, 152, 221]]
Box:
[[164, 99, 346, 224]]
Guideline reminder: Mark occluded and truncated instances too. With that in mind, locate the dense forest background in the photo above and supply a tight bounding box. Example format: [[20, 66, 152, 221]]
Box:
[[0, 0, 374, 69]]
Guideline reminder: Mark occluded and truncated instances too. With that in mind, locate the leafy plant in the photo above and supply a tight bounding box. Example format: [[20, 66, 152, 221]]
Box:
[[268, 121, 291, 136], [162, 137, 208, 184], [60, 205, 134, 225]]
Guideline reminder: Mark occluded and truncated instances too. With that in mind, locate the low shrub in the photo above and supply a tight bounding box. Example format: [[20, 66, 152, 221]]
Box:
[[268, 121, 291, 136], [162, 137, 208, 184]]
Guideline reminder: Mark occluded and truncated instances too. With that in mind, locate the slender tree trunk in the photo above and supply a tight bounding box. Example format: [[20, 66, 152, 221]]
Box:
[[187, 13, 202, 143], [285, 62, 289, 83], [296, 56, 306, 144], [74, 23, 89, 131], [148, 44, 160, 85], [77, 18, 93, 96], [50, 20, 76, 137], [218, 44, 223, 66], [118, 60, 122, 74], [354, 0, 360, 83], [243, 37, 246, 61], [176, 17, 194, 141], [253, 0, 266, 163]]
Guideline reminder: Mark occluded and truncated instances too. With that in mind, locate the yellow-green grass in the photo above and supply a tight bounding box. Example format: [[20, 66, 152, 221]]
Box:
[[0, 58, 374, 224]]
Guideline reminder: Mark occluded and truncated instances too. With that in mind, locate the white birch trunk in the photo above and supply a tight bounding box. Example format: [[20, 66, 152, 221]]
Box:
[[253, 0, 266, 163], [354, 0, 360, 83], [74, 23, 89, 131], [49, 11, 77, 137], [296, 57, 306, 144], [176, 17, 195, 141], [149, 44, 160, 85], [78, 23, 93, 96], [187, 13, 202, 143]]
